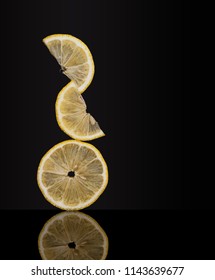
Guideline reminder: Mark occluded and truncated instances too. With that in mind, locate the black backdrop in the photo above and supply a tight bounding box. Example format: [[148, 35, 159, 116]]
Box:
[[0, 0, 191, 210]]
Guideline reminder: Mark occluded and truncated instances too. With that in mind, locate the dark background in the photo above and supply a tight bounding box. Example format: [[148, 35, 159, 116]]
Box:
[[0, 0, 214, 261], [0, 0, 192, 210]]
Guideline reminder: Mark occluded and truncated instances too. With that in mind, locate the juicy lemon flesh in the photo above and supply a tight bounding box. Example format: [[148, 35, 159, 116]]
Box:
[[56, 84, 104, 140], [38, 141, 108, 210], [39, 211, 108, 260], [43, 35, 94, 92]]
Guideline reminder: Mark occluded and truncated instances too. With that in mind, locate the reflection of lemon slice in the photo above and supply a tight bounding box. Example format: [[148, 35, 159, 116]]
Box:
[[38, 211, 109, 260], [43, 34, 94, 93], [56, 82, 104, 141], [37, 140, 108, 210]]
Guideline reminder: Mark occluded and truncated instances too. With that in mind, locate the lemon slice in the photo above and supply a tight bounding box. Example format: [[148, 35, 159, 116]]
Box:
[[37, 140, 108, 210], [38, 211, 109, 260], [56, 82, 104, 141], [43, 34, 95, 93]]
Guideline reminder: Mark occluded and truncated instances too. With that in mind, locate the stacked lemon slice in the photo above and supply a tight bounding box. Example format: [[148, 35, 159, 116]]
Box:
[[37, 140, 108, 210], [56, 82, 105, 141], [37, 34, 108, 210], [43, 34, 94, 93]]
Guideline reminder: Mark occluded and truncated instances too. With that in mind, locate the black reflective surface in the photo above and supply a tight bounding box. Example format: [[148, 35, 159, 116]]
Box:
[[1, 210, 214, 260]]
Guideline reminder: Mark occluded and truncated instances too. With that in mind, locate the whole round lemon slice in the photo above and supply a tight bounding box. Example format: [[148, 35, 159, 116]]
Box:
[[38, 211, 109, 260], [43, 34, 95, 93], [56, 82, 105, 141], [37, 140, 108, 210]]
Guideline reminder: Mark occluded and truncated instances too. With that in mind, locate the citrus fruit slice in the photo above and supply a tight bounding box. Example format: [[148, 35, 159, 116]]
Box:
[[43, 34, 95, 93], [38, 211, 109, 260], [56, 82, 104, 141], [37, 140, 108, 210]]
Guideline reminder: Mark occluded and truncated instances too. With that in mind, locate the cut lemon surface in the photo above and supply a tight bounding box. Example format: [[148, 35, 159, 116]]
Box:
[[37, 140, 108, 210], [43, 34, 95, 93], [56, 82, 104, 141], [38, 211, 109, 260]]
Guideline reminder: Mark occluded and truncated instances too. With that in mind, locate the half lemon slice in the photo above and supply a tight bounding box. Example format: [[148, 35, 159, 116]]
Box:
[[43, 34, 95, 93], [38, 211, 109, 260], [37, 140, 108, 210], [56, 82, 104, 141]]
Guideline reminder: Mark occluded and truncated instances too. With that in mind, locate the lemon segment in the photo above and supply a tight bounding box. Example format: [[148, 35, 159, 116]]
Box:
[[37, 140, 108, 210], [43, 34, 95, 93], [56, 82, 105, 141]]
